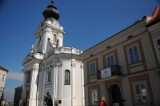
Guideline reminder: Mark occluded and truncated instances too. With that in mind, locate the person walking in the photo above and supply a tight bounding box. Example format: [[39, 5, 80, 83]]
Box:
[[44, 92, 53, 106], [100, 97, 106, 106]]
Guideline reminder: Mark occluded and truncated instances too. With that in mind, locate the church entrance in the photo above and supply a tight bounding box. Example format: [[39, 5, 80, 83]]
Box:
[[108, 84, 122, 106]]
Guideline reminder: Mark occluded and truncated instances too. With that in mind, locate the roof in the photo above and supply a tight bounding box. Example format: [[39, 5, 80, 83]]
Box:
[[146, 7, 160, 27], [0, 66, 9, 72]]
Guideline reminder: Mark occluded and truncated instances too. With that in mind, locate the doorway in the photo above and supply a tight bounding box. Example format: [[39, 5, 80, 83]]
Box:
[[108, 84, 122, 106]]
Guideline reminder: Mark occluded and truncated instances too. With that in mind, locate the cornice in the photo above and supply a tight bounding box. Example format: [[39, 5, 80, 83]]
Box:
[[35, 23, 65, 37]]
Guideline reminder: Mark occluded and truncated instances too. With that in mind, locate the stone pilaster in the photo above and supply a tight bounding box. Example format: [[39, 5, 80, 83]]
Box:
[[28, 63, 39, 106]]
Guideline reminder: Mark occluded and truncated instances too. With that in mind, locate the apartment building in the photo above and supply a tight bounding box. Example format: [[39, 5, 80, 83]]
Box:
[[0, 66, 8, 98], [81, 7, 160, 106], [14, 86, 22, 106]]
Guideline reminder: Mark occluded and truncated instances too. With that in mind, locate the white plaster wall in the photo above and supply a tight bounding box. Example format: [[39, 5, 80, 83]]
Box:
[[62, 61, 71, 106], [0, 70, 7, 97], [72, 61, 84, 106], [37, 70, 44, 106], [59, 59, 84, 106], [41, 28, 52, 53], [57, 64, 63, 100]]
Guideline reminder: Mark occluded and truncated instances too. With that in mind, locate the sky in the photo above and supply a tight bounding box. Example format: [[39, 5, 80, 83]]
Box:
[[0, 0, 159, 102]]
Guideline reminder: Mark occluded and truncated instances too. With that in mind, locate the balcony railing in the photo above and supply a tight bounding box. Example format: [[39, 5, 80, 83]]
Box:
[[97, 65, 121, 79]]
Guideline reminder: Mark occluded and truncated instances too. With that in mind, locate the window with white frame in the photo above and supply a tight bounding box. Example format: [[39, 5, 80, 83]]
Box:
[[89, 61, 96, 77], [64, 70, 70, 85], [106, 54, 115, 67], [90, 89, 98, 105], [127, 44, 141, 64], [132, 80, 150, 104]]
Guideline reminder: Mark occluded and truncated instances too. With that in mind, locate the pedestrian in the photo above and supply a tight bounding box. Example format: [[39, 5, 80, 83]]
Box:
[[100, 97, 106, 106], [44, 92, 53, 106]]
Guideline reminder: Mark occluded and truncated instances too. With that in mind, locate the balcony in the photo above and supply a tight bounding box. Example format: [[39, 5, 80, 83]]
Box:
[[98, 65, 121, 79]]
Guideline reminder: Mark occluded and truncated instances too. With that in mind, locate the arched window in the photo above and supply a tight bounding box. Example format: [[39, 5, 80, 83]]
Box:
[[56, 39, 59, 47], [64, 70, 70, 85]]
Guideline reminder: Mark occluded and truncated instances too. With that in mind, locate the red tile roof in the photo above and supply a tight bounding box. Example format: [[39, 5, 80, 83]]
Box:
[[0, 66, 9, 72], [146, 7, 160, 26]]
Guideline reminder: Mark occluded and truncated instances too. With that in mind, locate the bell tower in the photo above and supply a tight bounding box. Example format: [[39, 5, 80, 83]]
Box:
[[35, 0, 65, 54]]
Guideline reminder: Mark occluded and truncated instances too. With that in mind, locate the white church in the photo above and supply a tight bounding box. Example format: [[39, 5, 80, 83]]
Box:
[[21, 1, 84, 106]]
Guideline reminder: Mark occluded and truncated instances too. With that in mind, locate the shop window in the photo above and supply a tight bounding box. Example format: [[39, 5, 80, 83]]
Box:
[[90, 89, 98, 105], [132, 80, 150, 104]]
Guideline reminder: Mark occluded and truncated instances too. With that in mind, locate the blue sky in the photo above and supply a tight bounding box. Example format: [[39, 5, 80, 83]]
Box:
[[0, 0, 159, 102]]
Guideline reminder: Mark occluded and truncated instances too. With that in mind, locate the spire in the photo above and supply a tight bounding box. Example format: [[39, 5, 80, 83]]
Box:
[[43, 0, 60, 20]]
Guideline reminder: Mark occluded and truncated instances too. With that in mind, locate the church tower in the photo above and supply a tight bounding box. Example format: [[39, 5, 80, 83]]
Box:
[[35, 0, 64, 54], [21, 1, 84, 106]]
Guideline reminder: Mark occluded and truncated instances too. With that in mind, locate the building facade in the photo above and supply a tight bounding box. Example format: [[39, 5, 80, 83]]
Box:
[[0, 66, 8, 98], [21, 1, 84, 106], [81, 7, 160, 106]]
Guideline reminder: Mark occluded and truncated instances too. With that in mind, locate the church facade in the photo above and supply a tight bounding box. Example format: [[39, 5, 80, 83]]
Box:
[[21, 1, 84, 106]]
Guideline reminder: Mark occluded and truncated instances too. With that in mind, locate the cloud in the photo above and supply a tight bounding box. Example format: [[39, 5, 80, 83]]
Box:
[[7, 71, 24, 82], [4, 88, 15, 102]]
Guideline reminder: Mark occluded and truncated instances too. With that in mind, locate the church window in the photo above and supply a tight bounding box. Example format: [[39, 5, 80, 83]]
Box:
[[56, 39, 59, 47], [64, 70, 70, 85], [27, 72, 31, 83], [37, 37, 41, 45], [54, 34, 57, 42], [47, 70, 51, 82]]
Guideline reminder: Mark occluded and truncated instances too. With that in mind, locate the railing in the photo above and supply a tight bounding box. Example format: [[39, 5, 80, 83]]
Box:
[[97, 65, 121, 79], [47, 47, 83, 57]]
